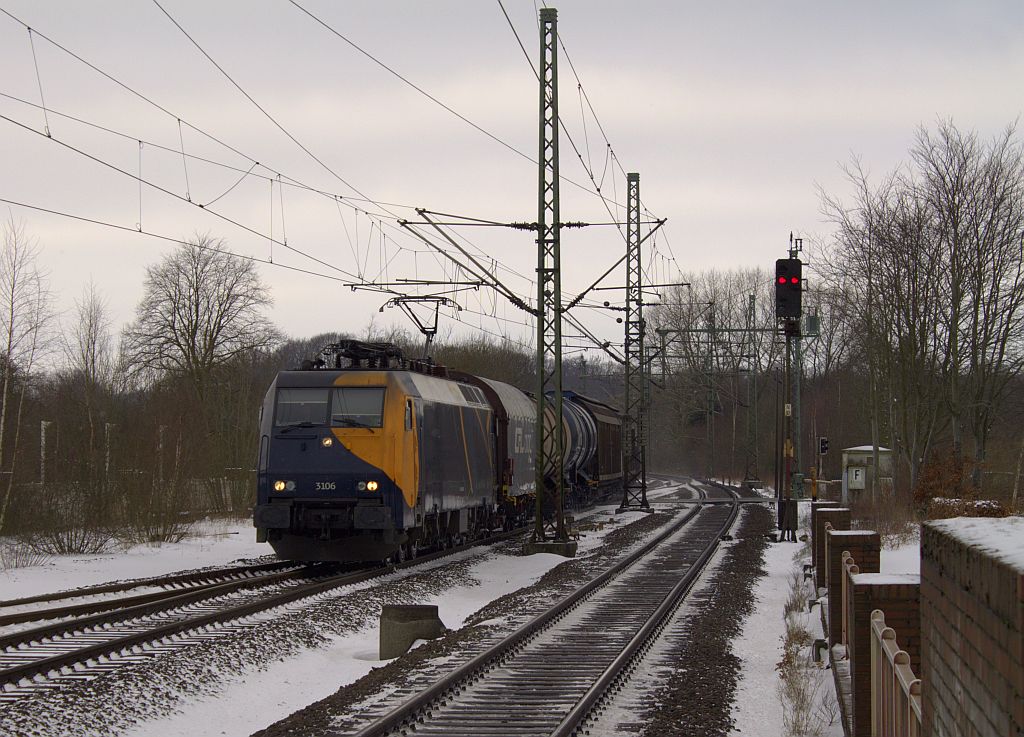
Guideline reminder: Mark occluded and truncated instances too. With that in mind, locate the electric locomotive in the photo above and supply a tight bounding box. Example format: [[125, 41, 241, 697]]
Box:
[[253, 340, 623, 562]]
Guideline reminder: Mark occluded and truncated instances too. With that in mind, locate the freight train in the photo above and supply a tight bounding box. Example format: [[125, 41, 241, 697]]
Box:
[[253, 340, 623, 562]]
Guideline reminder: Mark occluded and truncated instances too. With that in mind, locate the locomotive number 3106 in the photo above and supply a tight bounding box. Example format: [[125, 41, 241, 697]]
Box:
[[315, 482, 337, 491]]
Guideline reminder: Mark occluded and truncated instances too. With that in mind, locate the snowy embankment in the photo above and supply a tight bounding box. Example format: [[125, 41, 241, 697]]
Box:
[[729, 535, 794, 735], [123, 504, 666, 737], [1, 481, 691, 737], [1, 519, 270, 601], [729, 510, 921, 736]]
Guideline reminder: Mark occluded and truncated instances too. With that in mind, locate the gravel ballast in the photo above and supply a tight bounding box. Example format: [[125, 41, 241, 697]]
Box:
[[639, 504, 773, 736], [253, 509, 678, 737]]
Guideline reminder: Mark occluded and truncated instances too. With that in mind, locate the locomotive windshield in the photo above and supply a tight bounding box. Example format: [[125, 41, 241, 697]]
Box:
[[331, 387, 385, 428], [274, 387, 385, 428], [275, 388, 330, 426]]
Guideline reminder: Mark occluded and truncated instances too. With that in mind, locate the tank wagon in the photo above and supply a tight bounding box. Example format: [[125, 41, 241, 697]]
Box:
[[254, 340, 622, 562]]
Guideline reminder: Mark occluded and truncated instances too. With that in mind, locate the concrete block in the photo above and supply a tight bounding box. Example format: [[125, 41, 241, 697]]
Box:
[[523, 540, 578, 557], [379, 604, 447, 660]]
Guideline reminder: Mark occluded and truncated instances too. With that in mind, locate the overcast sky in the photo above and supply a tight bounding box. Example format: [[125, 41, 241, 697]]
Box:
[[1, 1, 1022, 357]]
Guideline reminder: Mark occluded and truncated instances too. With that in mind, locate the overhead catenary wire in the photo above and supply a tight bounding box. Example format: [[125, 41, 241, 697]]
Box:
[[0, 112, 368, 282], [2, 5, 628, 359], [290, 0, 632, 217], [496, 0, 685, 315], [0, 196, 369, 286], [148, 2, 553, 317], [4, 1, 624, 312], [0, 11, 454, 295], [26, 27, 50, 137], [3, 86, 495, 295], [0, 10, 406, 224], [0, 193, 548, 353], [2, 6, 594, 307], [536, 1, 684, 279], [151, 0, 389, 218]]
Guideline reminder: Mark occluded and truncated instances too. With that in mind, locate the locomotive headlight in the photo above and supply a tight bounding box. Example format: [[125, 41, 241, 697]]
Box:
[[285, 481, 296, 491], [366, 480, 379, 492], [321, 436, 334, 447], [273, 480, 286, 492], [357, 481, 367, 491]]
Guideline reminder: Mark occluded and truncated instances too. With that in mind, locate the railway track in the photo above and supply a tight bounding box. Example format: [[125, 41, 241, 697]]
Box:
[[0, 559, 306, 627], [341, 485, 739, 737], [0, 529, 519, 704]]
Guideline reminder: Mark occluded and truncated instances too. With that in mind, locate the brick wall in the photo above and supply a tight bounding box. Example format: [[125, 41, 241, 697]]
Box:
[[921, 520, 1024, 737], [845, 572, 920, 737], [815, 507, 850, 590], [825, 529, 879, 645], [811, 501, 840, 569]]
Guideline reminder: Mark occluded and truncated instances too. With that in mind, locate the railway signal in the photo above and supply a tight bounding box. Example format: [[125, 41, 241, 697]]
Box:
[[776, 237, 805, 532], [775, 258, 802, 319], [819, 436, 829, 455]]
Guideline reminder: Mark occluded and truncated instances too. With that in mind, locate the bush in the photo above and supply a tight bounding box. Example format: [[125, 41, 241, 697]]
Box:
[[0, 539, 51, 569], [926, 497, 1011, 519], [777, 570, 840, 737], [113, 472, 193, 545], [17, 482, 114, 555], [913, 450, 973, 507], [848, 490, 918, 548]]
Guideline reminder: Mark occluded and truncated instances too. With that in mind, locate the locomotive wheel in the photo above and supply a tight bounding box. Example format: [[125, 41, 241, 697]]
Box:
[[390, 545, 406, 565]]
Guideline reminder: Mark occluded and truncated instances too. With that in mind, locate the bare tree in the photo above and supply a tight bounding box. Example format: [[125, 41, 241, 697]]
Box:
[[123, 235, 278, 401], [819, 122, 1024, 494], [61, 281, 114, 483], [820, 162, 952, 491], [914, 122, 1024, 489], [911, 122, 976, 474], [649, 268, 784, 479], [0, 217, 53, 533]]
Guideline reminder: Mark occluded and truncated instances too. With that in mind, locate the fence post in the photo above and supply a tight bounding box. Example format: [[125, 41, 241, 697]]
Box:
[[841, 552, 858, 651], [871, 610, 884, 737]]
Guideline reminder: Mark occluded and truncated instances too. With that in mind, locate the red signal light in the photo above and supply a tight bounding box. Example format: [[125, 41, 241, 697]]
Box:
[[790, 277, 799, 284], [777, 276, 786, 284]]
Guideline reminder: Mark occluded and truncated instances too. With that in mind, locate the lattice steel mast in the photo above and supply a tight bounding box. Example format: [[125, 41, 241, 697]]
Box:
[[532, 7, 569, 545], [618, 172, 650, 511], [743, 293, 761, 486]]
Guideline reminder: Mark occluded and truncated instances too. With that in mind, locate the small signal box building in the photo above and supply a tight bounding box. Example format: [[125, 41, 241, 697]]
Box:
[[841, 445, 893, 503]]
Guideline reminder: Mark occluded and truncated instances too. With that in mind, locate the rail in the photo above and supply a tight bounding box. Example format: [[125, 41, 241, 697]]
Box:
[[870, 609, 922, 737], [349, 487, 737, 736], [0, 527, 522, 700]]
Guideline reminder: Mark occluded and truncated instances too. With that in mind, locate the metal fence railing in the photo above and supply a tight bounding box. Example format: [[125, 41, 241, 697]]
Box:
[[841, 551, 859, 651], [870, 609, 922, 737]]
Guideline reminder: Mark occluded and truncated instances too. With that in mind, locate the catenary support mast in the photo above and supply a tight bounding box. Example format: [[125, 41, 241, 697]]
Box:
[[531, 7, 569, 546], [618, 172, 650, 511]]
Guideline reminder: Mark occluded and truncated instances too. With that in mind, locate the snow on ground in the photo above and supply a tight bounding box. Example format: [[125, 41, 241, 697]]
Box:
[[0, 519, 268, 600], [111, 505, 665, 737], [0, 481, 695, 737], [728, 535, 794, 736], [880, 538, 920, 575], [728, 508, 925, 737]]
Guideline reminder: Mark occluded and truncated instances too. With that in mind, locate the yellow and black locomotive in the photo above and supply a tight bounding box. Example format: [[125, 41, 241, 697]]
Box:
[[254, 341, 622, 561]]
